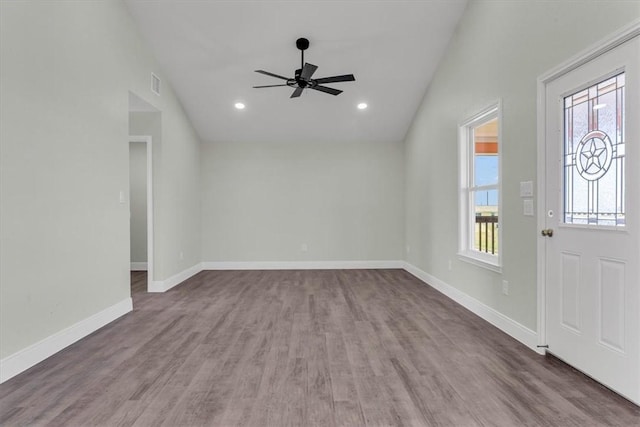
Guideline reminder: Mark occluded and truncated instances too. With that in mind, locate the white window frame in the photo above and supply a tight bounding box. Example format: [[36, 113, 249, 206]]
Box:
[[458, 101, 502, 272]]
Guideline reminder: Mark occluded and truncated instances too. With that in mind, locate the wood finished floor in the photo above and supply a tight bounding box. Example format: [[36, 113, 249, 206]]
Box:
[[1, 269, 639, 426]]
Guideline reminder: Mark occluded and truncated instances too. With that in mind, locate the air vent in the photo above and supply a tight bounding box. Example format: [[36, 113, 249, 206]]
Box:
[[151, 73, 160, 95]]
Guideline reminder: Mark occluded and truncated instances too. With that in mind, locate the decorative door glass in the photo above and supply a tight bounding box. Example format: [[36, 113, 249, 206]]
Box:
[[563, 72, 625, 226]]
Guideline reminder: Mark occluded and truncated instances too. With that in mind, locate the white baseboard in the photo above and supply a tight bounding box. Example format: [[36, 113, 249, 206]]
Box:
[[402, 262, 542, 354], [201, 260, 404, 270], [0, 297, 133, 384], [130, 262, 148, 271], [148, 262, 203, 293]]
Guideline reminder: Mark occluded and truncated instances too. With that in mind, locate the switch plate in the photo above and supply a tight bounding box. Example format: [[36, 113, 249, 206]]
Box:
[[520, 181, 533, 197], [119, 190, 126, 204], [502, 280, 509, 295], [523, 199, 534, 216]]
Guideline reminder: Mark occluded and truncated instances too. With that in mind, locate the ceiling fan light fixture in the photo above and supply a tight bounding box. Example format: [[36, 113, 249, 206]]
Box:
[[234, 102, 246, 110], [357, 102, 368, 110]]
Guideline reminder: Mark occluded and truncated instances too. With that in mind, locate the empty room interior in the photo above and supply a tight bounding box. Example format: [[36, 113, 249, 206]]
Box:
[[2, 0, 640, 425]]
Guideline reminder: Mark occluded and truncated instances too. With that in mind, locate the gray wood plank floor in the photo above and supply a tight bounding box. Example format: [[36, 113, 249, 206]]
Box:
[[1, 269, 639, 426]]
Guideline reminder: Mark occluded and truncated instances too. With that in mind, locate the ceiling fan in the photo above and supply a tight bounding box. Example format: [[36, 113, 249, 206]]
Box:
[[253, 37, 356, 98]]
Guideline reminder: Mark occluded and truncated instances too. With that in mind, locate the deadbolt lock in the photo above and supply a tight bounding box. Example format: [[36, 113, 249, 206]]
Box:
[[541, 228, 554, 237]]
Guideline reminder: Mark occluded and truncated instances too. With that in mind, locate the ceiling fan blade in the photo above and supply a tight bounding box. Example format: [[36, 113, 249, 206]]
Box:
[[255, 70, 290, 80], [313, 74, 356, 84], [311, 85, 342, 96], [253, 84, 289, 88], [300, 63, 318, 80], [290, 87, 304, 98]]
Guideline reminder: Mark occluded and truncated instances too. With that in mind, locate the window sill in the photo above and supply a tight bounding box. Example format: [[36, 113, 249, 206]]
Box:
[[457, 251, 502, 273]]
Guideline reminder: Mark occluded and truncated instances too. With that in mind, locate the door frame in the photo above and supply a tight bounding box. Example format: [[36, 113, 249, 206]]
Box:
[[536, 19, 640, 351], [129, 135, 154, 292]]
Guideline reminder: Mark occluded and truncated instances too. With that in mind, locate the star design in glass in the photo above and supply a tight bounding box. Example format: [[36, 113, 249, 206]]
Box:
[[580, 139, 606, 173]]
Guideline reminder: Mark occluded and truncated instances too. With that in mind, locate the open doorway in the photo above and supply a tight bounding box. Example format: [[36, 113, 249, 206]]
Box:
[[129, 136, 153, 294], [128, 92, 160, 294]]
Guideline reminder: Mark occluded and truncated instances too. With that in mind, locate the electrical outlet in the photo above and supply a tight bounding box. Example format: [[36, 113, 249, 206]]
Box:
[[502, 280, 509, 295], [179, 251, 184, 260], [448, 259, 452, 271], [406, 245, 411, 254], [301, 243, 308, 252]]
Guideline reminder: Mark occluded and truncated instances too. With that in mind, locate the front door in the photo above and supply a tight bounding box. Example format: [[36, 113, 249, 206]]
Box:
[[544, 35, 639, 404]]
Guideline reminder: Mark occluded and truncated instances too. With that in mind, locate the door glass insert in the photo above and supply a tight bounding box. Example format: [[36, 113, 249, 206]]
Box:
[[563, 72, 625, 226]]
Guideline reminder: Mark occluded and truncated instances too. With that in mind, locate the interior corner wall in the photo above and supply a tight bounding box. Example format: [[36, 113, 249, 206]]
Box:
[[201, 140, 405, 263], [404, 0, 640, 331], [129, 141, 147, 264], [0, 1, 201, 361]]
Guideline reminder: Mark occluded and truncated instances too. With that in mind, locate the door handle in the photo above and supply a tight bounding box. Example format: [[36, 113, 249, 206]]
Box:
[[541, 228, 554, 237]]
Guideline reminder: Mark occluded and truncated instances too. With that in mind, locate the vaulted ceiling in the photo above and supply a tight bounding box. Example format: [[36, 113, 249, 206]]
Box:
[[125, 0, 468, 144]]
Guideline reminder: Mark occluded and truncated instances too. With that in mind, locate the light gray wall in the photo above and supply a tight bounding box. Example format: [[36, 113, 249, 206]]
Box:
[[152, 107, 202, 281], [0, 1, 201, 359], [201, 140, 404, 262], [404, 0, 640, 330], [129, 141, 147, 264]]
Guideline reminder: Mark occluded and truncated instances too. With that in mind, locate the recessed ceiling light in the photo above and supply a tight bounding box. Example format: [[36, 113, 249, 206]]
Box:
[[593, 103, 606, 110], [357, 102, 368, 110], [234, 102, 245, 110]]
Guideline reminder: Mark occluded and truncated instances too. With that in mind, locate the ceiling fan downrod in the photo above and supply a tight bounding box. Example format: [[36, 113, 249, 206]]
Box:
[[296, 38, 310, 83], [296, 37, 310, 70]]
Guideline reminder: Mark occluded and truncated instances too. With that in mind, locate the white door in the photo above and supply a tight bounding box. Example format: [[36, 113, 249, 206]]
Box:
[[544, 35, 640, 404]]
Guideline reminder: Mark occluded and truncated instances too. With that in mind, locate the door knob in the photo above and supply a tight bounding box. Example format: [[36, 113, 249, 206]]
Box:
[[541, 228, 554, 237]]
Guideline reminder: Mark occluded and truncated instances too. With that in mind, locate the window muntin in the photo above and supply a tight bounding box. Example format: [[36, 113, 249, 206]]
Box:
[[459, 104, 501, 270]]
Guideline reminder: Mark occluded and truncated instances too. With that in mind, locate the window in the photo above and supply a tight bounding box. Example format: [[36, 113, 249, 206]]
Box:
[[459, 103, 501, 271], [563, 73, 625, 227]]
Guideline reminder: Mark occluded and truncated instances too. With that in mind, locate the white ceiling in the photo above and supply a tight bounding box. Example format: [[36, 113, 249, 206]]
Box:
[[125, 0, 468, 144]]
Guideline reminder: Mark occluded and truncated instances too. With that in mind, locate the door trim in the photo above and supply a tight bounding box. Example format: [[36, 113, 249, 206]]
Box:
[[536, 19, 640, 350], [130, 135, 154, 292]]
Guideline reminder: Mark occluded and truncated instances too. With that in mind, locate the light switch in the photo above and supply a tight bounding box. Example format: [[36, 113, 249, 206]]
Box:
[[523, 199, 534, 216], [119, 190, 126, 204], [520, 181, 533, 197]]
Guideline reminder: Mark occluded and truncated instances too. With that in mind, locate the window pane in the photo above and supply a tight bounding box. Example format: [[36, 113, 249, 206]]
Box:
[[474, 156, 498, 186], [563, 72, 625, 226], [474, 118, 498, 186], [473, 189, 499, 255]]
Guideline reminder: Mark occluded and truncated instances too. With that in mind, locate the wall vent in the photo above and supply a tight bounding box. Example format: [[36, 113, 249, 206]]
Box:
[[151, 73, 161, 95]]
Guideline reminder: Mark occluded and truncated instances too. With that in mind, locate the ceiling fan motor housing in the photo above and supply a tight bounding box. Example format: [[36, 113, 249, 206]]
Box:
[[294, 69, 310, 87]]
